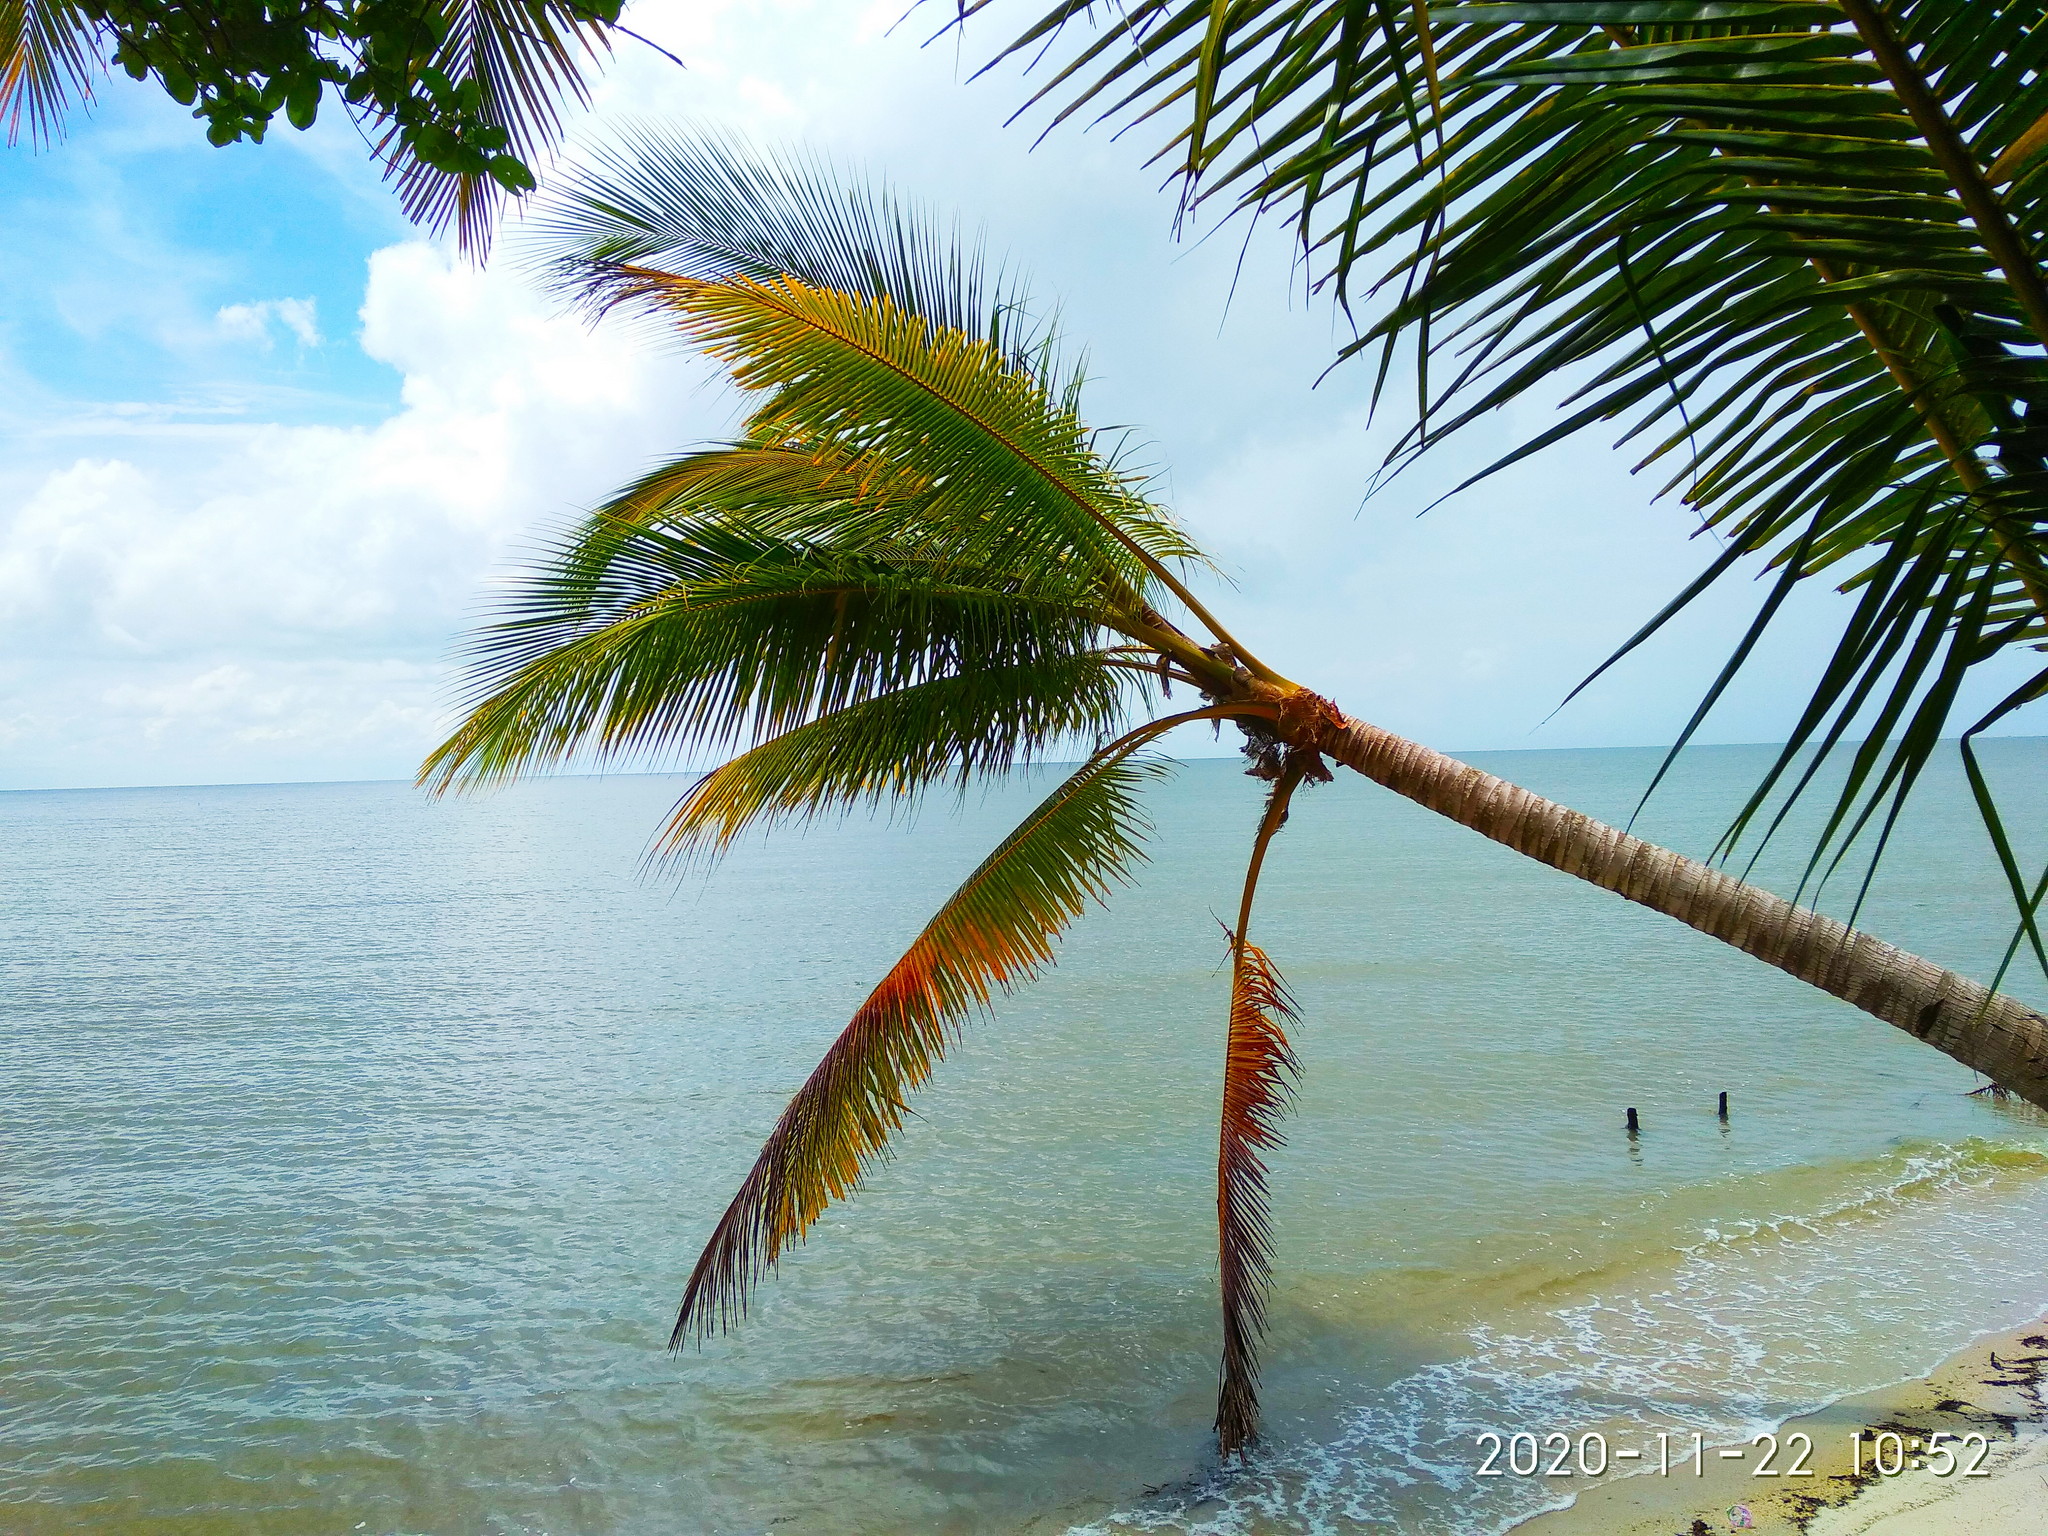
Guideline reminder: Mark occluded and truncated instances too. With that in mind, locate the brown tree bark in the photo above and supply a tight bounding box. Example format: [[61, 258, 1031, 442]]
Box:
[[1305, 710, 2048, 1112]]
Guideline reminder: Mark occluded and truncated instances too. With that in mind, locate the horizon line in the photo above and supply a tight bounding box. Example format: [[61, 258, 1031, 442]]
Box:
[[5, 733, 2045, 796]]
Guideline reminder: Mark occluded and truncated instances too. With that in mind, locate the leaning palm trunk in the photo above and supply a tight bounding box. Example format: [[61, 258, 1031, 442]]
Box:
[[1309, 709, 2048, 1111]]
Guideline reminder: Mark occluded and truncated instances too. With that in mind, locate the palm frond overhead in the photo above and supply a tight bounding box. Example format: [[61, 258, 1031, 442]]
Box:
[[1, 0, 95, 145], [384, 0, 616, 254], [995, 0, 2048, 946], [671, 743, 1174, 1345]]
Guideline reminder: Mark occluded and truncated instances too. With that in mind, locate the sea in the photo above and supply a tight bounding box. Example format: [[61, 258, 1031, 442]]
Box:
[[5, 741, 2047, 1534]]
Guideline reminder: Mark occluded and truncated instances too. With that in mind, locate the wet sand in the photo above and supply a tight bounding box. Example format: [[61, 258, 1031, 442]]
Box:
[[1513, 1315, 2048, 1535]]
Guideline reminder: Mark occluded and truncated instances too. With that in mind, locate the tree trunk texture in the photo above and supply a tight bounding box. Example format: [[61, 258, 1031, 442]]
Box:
[[1311, 712, 2048, 1112]]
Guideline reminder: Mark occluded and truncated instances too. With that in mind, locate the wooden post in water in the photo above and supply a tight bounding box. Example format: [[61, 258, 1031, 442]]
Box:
[[1718, 1091, 1729, 1120], [1626, 1107, 1640, 1134]]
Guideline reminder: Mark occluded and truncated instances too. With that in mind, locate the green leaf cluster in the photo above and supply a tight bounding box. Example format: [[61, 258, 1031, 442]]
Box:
[[3, 0, 620, 247]]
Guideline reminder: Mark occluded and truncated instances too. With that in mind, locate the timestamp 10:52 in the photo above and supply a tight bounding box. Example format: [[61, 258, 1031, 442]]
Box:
[[1475, 1429, 1995, 1479]]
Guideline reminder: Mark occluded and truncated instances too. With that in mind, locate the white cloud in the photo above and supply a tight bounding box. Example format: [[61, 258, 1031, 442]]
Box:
[[216, 297, 322, 349], [2, 242, 718, 787]]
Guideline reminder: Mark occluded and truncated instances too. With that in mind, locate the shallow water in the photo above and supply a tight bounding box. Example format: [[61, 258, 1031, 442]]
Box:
[[5, 742, 2047, 1534]]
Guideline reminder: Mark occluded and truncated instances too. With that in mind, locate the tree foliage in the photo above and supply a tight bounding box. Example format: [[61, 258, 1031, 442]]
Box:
[[2, 0, 624, 248]]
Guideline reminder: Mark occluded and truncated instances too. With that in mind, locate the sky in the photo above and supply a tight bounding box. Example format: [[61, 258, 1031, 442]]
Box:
[[3, 0, 2042, 792]]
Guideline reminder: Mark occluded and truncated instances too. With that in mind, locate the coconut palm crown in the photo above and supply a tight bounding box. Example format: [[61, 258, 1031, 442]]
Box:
[[424, 130, 2048, 1460]]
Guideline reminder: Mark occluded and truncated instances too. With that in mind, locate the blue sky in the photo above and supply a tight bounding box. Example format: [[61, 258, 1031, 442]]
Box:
[[3, 0, 2041, 791], [0, 83, 405, 418]]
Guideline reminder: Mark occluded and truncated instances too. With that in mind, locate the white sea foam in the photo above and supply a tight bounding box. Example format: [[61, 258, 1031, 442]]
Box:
[[1073, 1143, 2048, 1535]]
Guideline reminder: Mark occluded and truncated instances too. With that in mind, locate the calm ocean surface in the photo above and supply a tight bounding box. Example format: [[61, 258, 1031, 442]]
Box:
[[6, 743, 2048, 1534]]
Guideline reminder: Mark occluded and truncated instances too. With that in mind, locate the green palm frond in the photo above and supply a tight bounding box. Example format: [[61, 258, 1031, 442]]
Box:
[[540, 437, 1133, 607], [385, 0, 615, 254], [421, 505, 1116, 792], [651, 652, 1136, 858], [572, 269, 1207, 596], [1, 0, 93, 145], [672, 744, 1175, 1345], [998, 0, 2048, 944], [590, 440, 891, 531], [580, 437, 1146, 601]]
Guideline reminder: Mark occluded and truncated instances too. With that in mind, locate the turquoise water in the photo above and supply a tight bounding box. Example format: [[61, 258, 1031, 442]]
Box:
[[5, 743, 2047, 1534]]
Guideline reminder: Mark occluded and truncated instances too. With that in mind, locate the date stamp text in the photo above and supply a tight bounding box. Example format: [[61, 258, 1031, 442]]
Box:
[[1473, 1429, 1995, 1479]]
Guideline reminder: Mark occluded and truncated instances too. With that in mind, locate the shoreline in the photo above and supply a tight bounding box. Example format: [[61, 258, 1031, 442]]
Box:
[[1511, 1314, 2048, 1535]]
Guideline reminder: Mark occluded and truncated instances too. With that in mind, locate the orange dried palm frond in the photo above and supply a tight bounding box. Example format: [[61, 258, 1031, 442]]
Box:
[[671, 745, 1171, 1347], [1215, 938, 1300, 1460]]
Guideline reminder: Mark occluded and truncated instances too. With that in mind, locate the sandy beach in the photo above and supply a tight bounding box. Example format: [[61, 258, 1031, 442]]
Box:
[[1514, 1315, 2048, 1536]]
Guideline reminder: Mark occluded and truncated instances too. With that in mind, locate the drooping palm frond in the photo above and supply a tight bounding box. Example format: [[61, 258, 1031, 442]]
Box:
[[1215, 937, 1300, 1460], [672, 742, 1176, 1345], [994, 0, 2048, 947], [651, 652, 1134, 857], [1212, 749, 1313, 1455], [0, 0, 93, 144]]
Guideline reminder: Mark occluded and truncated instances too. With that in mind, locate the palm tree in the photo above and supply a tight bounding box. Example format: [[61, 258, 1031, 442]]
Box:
[[988, 0, 2048, 967], [423, 132, 2048, 1459]]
